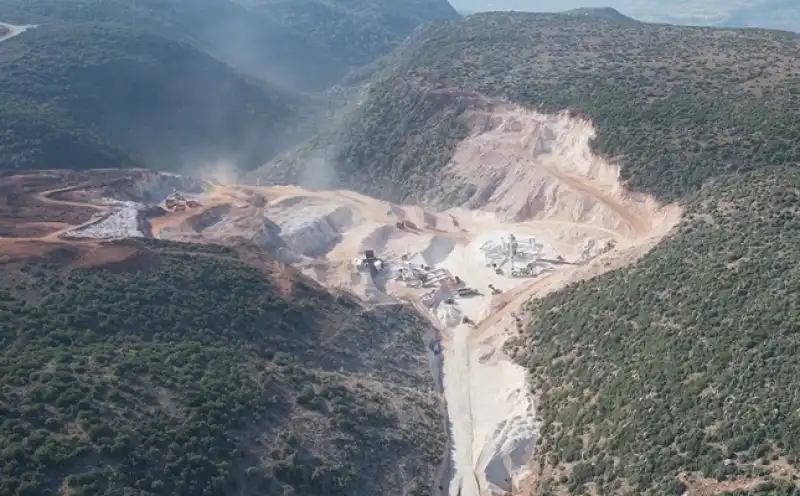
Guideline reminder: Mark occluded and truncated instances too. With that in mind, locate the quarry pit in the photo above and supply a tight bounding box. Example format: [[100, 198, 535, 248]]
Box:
[[0, 106, 681, 495]]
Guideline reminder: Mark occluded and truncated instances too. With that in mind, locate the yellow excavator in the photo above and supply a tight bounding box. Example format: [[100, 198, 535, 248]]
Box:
[[164, 190, 200, 212]]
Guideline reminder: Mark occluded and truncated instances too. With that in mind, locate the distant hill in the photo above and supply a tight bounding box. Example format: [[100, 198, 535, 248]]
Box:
[[0, 23, 317, 173], [721, 0, 800, 33], [0, 0, 461, 91], [0, 0, 461, 174], [563, 7, 635, 21], [447, 0, 800, 33]]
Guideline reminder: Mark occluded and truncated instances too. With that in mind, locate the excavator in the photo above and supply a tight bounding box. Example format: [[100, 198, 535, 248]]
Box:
[[164, 190, 201, 212]]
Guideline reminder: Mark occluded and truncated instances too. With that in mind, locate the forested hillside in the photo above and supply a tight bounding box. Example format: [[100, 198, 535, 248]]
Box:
[[0, 0, 460, 91], [508, 166, 800, 494], [249, 13, 800, 492], [0, 23, 315, 173], [0, 239, 444, 496], [3, 4, 800, 495], [253, 13, 800, 204]]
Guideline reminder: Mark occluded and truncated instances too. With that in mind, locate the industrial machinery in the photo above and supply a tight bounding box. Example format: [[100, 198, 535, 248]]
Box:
[[353, 249, 385, 276], [164, 189, 201, 212], [456, 287, 479, 297], [480, 233, 544, 271]]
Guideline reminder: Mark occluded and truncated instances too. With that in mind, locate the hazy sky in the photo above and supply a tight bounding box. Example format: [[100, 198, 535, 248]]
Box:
[[448, 0, 800, 31]]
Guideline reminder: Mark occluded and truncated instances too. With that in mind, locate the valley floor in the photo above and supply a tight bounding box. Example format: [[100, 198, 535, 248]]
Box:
[[0, 107, 681, 495]]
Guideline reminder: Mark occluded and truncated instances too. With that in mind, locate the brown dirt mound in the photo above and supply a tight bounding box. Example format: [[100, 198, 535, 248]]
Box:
[[0, 172, 98, 227], [69, 240, 161, 273], [0, 240, 89, 266], [0, 221, 71, 238], [48, 189, 99, 204]]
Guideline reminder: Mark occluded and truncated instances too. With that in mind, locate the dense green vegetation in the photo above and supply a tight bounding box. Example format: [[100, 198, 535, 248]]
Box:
[[239, 0, 460, 88], [4, 6, 800, 495], [0, 0, 459, 172], [0, 0, 459, 91], [0, 240, 444, 496], [507, 166, 800, 494], [251, 77, 473, 198], [0, 23, 315, 173], [255, 13, 800, 204], [252, 12, 800, 493]]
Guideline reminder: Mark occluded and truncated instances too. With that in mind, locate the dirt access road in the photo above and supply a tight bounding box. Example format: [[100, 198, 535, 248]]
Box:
[[3, 184, 109, 243]]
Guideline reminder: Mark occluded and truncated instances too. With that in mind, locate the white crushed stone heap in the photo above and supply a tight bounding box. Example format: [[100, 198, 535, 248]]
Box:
[[268, 203, 362, 258], [63, 199, 144, 239], [436, 302, 463, 327]]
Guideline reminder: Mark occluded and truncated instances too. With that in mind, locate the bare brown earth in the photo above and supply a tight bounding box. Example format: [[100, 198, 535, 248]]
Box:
[[0, 172, 97, 235], [0, 171, 182, 271], [0, 172, 335, 298], [0, 171, 104, 265]]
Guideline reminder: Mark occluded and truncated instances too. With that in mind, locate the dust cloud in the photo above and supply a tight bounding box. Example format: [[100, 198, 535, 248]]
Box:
[[183, 159, 241, 185], [298, 154, 338, 191]]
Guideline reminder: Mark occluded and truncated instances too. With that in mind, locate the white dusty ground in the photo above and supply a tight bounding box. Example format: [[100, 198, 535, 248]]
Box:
[[61, 105, 682, 495], [0, 22, 37, 43], [62, 200, 145, 239]]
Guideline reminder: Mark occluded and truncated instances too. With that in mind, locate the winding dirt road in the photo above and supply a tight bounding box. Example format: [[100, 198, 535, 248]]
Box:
[[0, 184, 110, 246]]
